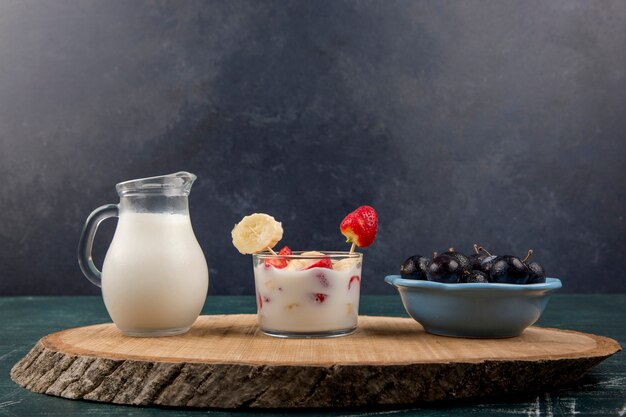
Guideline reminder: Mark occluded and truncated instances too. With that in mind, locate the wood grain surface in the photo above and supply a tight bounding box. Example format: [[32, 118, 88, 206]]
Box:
[[10, 314, 620, 409]]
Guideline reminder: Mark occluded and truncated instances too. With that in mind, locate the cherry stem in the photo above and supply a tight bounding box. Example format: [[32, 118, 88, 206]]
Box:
[[473, 244, 480, 254], [476, 245, 492, 256], [522, 249, 533, 263], [432, 251, 438, 259], [349, 242, 356, 254]]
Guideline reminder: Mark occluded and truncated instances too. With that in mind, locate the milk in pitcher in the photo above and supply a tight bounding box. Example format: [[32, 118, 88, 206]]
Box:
[[102, 212, 208, 335]]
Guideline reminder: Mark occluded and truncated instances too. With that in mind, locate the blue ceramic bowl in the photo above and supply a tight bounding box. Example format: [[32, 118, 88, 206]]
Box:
[[385, 275, 562, 338]]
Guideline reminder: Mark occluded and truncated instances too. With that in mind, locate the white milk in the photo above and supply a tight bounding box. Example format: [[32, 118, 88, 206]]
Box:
[[102, 212, 208, 335], [254, 263, 361, 333]]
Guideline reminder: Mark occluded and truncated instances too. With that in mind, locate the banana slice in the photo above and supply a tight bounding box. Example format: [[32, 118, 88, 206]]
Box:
[[231, 213, 283, 254], [301, 251, 326, 257], [285, 251, 326, 270], [285, 259, 309, 270], [332, 257, 359, 271]]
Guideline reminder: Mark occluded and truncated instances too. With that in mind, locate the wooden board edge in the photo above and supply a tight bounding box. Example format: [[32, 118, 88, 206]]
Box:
[[10, 338, 619, 409]]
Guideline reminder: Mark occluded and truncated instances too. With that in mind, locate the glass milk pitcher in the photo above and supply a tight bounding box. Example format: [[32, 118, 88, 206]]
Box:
[[78, 172, 208, 336]]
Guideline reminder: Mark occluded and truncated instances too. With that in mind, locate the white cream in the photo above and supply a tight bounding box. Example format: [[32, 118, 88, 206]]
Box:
[[254, 263, 361, 333], [102, 212, 208, 334]]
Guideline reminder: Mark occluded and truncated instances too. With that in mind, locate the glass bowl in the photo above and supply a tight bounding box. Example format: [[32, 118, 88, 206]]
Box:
[[253, 251, 363, 338]]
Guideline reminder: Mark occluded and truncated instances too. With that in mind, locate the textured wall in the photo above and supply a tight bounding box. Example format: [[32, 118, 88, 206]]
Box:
[[0, 0, 625, 295]]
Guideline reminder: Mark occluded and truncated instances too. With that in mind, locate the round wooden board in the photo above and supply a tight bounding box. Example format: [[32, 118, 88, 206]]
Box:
[[11, 315, 621, 409]]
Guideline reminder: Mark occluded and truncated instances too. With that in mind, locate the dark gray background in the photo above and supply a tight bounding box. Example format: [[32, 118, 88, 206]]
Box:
[[0, 0, 624, 296]]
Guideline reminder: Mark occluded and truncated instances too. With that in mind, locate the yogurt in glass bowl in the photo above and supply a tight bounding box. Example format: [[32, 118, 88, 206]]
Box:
[[231, 207, 378, 339], [253, 251, 362, 338]]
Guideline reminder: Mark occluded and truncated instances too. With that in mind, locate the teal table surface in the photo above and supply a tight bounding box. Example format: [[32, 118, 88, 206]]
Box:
[[0, 295, 624, 417]]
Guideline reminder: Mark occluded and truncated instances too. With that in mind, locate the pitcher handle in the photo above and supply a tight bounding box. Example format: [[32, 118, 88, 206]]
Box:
[[77, 204, 119, 288]]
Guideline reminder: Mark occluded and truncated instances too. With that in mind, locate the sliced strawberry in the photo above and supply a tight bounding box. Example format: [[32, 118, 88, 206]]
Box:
[[311, 293, 328, 303], [278, 246, 293, 255], [340, 205, 378, 248], [304, 258, 333, 270], [266, 258, 288, 269], [264, 246, 292, 269], [348, 275, 361, 290], [314, 271, 330, 288]]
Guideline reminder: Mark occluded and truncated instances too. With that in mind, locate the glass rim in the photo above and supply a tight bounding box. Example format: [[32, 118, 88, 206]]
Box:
[[253, 251, 362, 259], [116, 171, 196, 196]]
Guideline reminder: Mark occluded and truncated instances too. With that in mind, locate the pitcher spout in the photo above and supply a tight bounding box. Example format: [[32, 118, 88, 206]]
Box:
[[116, 171, 197, 197]]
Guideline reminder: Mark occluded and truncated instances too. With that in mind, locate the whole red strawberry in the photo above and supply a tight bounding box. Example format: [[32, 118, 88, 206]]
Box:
[[340, 206, 378, 248]]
